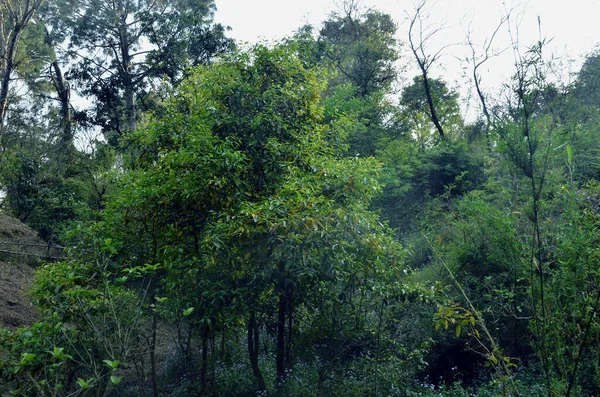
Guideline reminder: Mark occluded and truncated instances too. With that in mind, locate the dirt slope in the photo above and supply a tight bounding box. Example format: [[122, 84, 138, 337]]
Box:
[[0, 213, 61, 328]]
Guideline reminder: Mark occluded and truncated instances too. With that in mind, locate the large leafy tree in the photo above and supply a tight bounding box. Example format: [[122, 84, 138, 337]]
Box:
[[0, 0, 47, 144], [319, 0, 399, 97], [0, 0, 233, 241], [72, 44, 405, 394], [399, 76, 463, 147], [290, 3, 401, 158], [56, 0, 232, 143], [0, 0, 97, 242]]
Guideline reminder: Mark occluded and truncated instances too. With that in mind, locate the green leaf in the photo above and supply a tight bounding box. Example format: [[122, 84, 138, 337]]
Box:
[[77, 378, 92, 389], [183, 307, 194, 317], [20, 353, 36, 365], [103, 359, 120, 370], [110, 375, 123, 385], [51, 346, 64, 358], [455, 325, 461, 337]]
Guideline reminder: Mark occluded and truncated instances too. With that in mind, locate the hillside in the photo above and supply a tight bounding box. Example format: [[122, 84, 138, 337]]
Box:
[[0, 213, 61, 328]]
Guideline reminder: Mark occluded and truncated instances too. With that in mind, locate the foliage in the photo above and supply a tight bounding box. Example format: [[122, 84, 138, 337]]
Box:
[[291, 4, 401, 158], [0, 317, 74, 396], [399, 76, 464, 145], [45, 43, 426, 395], [55, 0, 233, 142], [374, 138, 485, 235], [5, 3, 600, 396], [540, 183, 600, 395], [319, 2, 399, 97], [322, 83, 401, 157]]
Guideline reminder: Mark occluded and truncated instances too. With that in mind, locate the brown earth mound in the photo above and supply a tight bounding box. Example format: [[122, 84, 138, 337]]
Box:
[[0, 260, 38, 328], [0, 213, 62, 329]]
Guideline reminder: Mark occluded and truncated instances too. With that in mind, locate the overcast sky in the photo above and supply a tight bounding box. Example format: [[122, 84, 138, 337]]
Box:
[[215, 0, 599, 51], [214, 0, 600, 113]]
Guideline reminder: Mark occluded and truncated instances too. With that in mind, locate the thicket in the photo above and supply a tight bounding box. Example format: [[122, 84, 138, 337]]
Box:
[[1, 0, 600, 396]]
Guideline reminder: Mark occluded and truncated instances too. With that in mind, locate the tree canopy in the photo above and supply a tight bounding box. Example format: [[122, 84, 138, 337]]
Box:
[[2, 2, 600, 396]]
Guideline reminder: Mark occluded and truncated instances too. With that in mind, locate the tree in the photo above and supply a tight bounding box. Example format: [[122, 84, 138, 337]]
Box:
[[407, 0, 455, 139], [400, 76, 463, 146], [465, 12, 510, 148], [144, 0, 233, 85], [322, 83, 401, 157], [287, 4, 403, 158], [58, 0, 232, 143], [76, 43, 406, 394], [319, 0, 399, 97], [38, 0, 78, 162], [544, 49, 600, 183], [0, 0, 46, 147], [572, 49, 600, 111]]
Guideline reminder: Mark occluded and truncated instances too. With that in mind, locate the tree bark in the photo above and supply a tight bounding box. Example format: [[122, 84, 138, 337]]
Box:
[[0, 24, 18, 143], [248, 311, 267, 393], [200, 328, 208, 395], [276, 261, 287, 383], [0, 0, 46, 148], [417, 64, 445, 139], [317, 366, 328, 397], [44, 24, 73, 157], [51, 59, 74, 154], [150, 311, 159, 397], [116, 0, 136, 132], [408, 1, 446, 139], [285, 303, 293, 367]]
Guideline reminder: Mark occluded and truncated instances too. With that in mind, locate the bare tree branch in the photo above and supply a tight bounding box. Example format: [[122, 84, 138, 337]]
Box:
[[465, 9, 511, 147], [407, 0, 453, 138]]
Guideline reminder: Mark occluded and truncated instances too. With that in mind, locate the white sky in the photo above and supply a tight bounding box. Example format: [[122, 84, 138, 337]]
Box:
[[215, 0, 600, 116], [214, 0, 600, 61]]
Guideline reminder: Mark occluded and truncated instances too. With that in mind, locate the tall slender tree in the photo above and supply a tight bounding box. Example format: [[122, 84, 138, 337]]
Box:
[[407, 0, 456, 139], [0, 0, 46, 147], [319, 0, 398, 97], [59, 0, 232, 143]]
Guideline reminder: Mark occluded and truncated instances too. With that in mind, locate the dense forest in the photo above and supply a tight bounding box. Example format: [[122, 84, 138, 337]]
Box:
[[1, 0, 600, 395]]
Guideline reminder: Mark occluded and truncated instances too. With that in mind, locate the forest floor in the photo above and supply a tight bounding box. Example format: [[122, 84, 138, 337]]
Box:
[[0, 213, 62, 328]]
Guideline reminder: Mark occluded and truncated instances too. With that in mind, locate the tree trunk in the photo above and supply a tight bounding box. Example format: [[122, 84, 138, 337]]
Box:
[[408, 3, 446, 140], [0, 21, 19, 146], [149, 311, 159, 397], [49, 57, 76, 165], [116, 0, 136, 132], [124, 77, 135, 131], [0, 0, 45, 149], [285, 303, 293, 367], [419, 66, 445, 139], [317, 365, 329, 397], [276, 262, 287, 383], [473, 69, 492, 149], [200, 328, 208, 395], [44, 24, 74, 159], [248, 311, 267, 393]]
